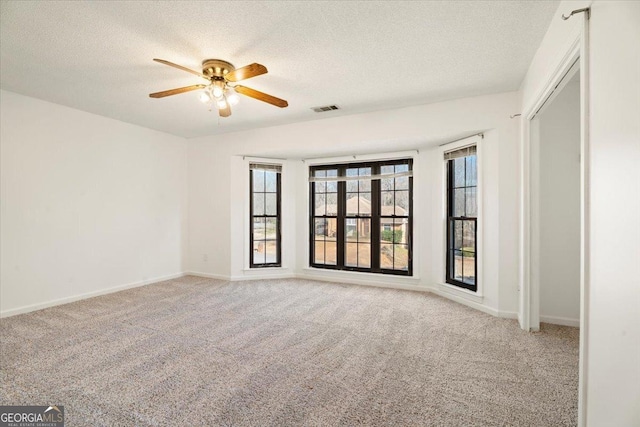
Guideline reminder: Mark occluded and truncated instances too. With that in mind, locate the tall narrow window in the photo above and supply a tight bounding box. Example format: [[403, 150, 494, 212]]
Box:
[[250, 163, 281, 267], [310, 159, 412, 276], [445, 146, 477, 291]]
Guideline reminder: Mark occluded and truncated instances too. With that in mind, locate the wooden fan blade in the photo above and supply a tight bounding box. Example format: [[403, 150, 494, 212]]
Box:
[[219, 103, 232, 117], [153, 58, 209, 79], [225, 63, 268, 82], [235, 85, 288, 108], [149, 84, 206, 98]]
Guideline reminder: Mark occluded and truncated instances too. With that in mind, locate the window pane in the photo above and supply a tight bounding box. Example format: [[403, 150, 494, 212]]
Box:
[[453, 250, 463, 281], [452, 220, 463, 250], [326, 193, 338, 215], [265, 193, 277, 215], [326, 218, 337, 238], [314, 218, 326, 239], [314, 193, 326, 216], [395, 190, 409, 215], [253, 170, 265, 192], [466, 156, 477, 186], [314, 170, 327, 178], [454, 158, 465, 187], [465, 187, 477, 217], [253, 193, 264, 216], [381, 220, 394, 243], [380, 244, 393, 269], [463, 252, 475, 285], [265, 241, 278, 264], [453, 189, 465, 217], [346, 168, 358, 192], [326, 169, 338, 192], [314, 241, 325, 264], [395, 175, 409, 190], [358, 243, 371, 268], [358, 218, 371, 242], [381, 191, 394, 215], [265, 218, 277, 240], [253, 241, 266, 264], [359, 193, 371, 215], [358, 167, 371, 192], [315, 180, 326, 193], [381, 165, 394, 175], [395, 164, 409, 174], [359, 178, 371, 192], [345, 218, 358, 242], [265, 171, 277, 192], [325, 241, 337, 265], [253, 218, 265, 239], [393, 244, 409, 270], [381, 177, 394, 191], [345, 242, 358, 266], [463, 221, 475, 253], [346, 193, 359, 215], [393, 218, 407, 244]]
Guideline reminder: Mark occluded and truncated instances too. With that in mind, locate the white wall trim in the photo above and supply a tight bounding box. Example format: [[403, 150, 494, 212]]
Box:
[[183, 271, 231, 281], [1, 268, 516, 327], [303, 150, 418, 166], [0, 272, 186, 318], [436, 282, 484, 303], [519, 13, 589, 426], [230, 272, 296, 281], [430, 286, 516, 319], [540, 314, 580, 328], [300, 267, 422, 288]]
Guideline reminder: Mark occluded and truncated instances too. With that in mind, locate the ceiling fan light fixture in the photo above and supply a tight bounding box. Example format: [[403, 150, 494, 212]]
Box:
[[217, 96, 228, 110], [226, 87, 240, 106], [211, 80, 225, 98], [198, 89, 212, 103]]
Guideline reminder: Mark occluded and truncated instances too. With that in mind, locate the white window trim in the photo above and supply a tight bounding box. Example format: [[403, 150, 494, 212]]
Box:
[[243, 156, 287, 271], [438, 134, 483, 297]]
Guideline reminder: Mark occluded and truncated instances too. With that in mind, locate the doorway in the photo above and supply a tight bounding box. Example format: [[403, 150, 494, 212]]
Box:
[[529, 64, 581, 330]]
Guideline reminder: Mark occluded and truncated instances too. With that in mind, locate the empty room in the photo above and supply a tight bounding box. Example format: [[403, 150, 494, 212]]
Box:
[[1, 1, 638, 426]]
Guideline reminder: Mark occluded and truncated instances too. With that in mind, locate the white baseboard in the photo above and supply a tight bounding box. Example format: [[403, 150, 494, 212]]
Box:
[[230, 273, 296, 281], [183, 271, 231, 281], [0, 272, 185, 318], [299, 267, 424, 291], [430, 286, 517, 319], [540, 314, 580, 328], [1, 269, 520, 324]]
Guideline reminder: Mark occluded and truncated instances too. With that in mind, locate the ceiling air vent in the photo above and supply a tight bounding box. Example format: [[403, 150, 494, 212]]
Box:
[[311, 105, 340, 113]]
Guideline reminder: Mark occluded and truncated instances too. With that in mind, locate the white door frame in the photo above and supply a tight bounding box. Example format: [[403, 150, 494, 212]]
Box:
[[518, 14, 590, 427]]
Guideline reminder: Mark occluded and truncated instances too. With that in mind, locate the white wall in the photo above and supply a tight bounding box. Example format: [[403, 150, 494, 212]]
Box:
[[187, 91, 521, 316], [587, 1, 640, 425], [537, 78, 581, 325], [0, 90, 188, 316], [520, 1, 640, 425]]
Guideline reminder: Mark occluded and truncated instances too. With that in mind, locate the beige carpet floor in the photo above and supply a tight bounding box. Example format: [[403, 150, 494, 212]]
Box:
[[0, 276, 579, 426]]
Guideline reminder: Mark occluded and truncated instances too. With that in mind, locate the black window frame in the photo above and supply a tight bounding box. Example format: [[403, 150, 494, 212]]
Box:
[[250, 166, 282, 268], [445, 152, 478, 291], [309, 159, 413, 276]]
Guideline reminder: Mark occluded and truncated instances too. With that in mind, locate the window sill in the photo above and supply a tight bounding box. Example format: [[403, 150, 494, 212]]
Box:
[[437, 282, 484, 302]]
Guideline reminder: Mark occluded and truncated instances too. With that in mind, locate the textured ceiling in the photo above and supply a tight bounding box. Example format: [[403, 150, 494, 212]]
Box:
[[0, 1, 558, 138]]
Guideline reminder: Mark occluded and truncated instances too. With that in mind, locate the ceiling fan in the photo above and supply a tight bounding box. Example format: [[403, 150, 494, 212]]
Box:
[[149, 58, 288, 117]]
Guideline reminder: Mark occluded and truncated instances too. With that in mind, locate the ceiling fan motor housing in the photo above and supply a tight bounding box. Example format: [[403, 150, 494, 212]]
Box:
[[202, 59, 235, 79]]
